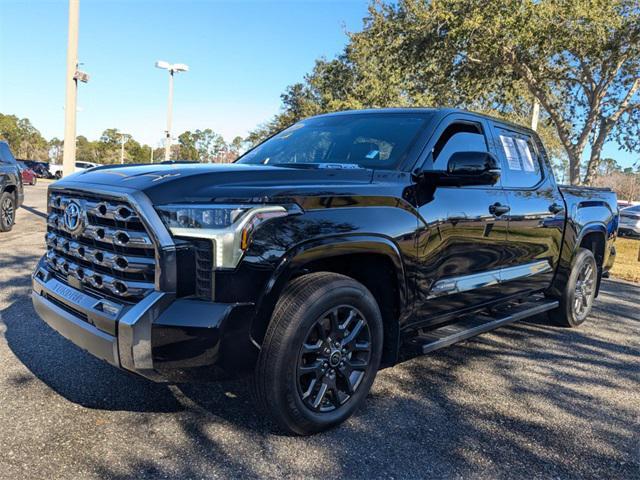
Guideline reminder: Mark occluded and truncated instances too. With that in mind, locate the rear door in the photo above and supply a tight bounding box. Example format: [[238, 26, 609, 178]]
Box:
[[489, 124, 564, 294], [413, 114, 511, 322]]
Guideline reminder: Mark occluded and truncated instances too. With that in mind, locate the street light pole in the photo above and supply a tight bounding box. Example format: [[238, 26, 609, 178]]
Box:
[[62, 0, 80, 177], [165, 70, 174, 161], [155, 61, 188, 162]]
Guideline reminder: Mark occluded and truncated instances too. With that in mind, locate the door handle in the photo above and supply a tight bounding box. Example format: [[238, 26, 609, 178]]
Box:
[[489, 203, 510, 216], [549, 203, 564, 214]]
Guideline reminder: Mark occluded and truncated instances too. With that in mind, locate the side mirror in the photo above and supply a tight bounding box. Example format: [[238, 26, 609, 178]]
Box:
[[436, 151, 501, 186]]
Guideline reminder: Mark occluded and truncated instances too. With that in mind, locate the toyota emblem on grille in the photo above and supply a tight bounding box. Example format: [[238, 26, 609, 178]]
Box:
[[63, 201, 83, 235]]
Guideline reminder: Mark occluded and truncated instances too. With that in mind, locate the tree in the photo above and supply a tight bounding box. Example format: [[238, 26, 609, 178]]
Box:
[[349, 0, 640, 185], [0, 113, 49, 160], [48, 137, 63, 164], [254, 1, 639, 185], [592, 169, 640, 202], [177, 131, 200, 160]]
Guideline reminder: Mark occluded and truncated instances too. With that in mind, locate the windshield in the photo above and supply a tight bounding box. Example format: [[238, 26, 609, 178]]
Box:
[[237, 113, 431, 169]]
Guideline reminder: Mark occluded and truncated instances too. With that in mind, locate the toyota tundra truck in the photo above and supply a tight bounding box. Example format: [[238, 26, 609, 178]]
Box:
[[32, 109, 617, 435]]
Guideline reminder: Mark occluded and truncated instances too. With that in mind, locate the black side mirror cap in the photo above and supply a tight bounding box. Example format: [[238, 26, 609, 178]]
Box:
[[415, 151, 501, 187]]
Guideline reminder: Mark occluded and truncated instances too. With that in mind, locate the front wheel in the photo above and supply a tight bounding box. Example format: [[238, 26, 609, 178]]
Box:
[[548, 248, 598, 327], [0, 192, 16, 232], [254, 272, 383, 435]]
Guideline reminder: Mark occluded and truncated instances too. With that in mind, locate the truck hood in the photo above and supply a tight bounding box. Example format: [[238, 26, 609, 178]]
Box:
[[54, 163, 377, 204]]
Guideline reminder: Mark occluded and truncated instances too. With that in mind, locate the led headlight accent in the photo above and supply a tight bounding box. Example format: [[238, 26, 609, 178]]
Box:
[[156, 204, 289, 269]]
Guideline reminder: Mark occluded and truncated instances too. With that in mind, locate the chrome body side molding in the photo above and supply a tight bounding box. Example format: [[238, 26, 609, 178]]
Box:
[[428, 260, 552, 298]]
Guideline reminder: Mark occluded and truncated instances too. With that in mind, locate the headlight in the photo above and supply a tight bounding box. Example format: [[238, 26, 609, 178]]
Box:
[[155, 204, 289, 269]]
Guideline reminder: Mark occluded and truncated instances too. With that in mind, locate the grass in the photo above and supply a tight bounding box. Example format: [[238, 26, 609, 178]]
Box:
[[610, 237, 640, 283]]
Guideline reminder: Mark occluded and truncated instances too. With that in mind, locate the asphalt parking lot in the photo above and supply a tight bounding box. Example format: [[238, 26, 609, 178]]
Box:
[[0, 182, 638, 479]]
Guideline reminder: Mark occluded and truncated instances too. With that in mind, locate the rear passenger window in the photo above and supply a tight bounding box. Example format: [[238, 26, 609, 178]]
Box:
[[496, 128, 542, 188]]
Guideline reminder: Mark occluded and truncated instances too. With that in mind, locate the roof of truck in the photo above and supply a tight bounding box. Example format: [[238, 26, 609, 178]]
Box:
[[316, 108, 537, 136]]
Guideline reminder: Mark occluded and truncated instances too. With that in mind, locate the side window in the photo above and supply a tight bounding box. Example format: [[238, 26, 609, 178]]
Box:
[[432, 122, 488, 170], [0, 143, 17, 164], [496, 128, 542, 188]]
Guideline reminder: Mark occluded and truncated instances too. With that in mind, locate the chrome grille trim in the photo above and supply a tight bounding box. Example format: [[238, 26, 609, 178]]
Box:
[[49, 195, 141, 223], [45, 233, 155, 274], [45, 191, 157, 302], [45, 251, 154, 298], [47, 212, 153, 249]]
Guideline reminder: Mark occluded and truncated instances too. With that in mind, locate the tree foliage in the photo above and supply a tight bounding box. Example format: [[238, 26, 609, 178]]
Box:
[[250, 0, 640, 185], [0, 111, 242, 165], [0, 113, 49, 160]]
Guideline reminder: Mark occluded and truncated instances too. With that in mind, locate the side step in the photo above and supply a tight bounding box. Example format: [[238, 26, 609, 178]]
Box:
[[412, 298, 559, 354]]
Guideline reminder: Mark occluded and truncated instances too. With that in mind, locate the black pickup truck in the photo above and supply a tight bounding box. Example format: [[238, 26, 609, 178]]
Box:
[[0, 141, 24, 232], [32, 109, 617, 434]]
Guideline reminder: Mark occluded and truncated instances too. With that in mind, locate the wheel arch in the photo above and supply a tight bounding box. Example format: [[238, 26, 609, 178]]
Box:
[[251, 235, 408, 368], [576, 223, 607, 295]]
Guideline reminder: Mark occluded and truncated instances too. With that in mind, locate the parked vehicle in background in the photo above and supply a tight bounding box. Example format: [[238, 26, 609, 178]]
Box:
[[49, 161, 100, 179], [17, 161, 38, 185], [0, 141, 24, 232], [32, 109, 618, 435], [619, 205, 640, 237], [22, 160, 54, 179]]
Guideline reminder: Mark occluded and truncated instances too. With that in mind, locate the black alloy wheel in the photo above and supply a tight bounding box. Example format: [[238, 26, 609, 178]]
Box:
[[548, 248, 598, 327], [254, 272, 383, 435], [0, 192, 15, 232], [297, 305, 371, 412]]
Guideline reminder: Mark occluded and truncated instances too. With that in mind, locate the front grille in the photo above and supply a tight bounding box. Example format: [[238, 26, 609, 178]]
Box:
[[45, 191, 156, 303]]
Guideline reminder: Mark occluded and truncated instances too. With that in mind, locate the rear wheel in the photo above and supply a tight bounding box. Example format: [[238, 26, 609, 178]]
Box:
[[254, 272, 383, 435], [0, 192, 16, 232], [31, 177, 37, 185], [549, 248, 598, 327]]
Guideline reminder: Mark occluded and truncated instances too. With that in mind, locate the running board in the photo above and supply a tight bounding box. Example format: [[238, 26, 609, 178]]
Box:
[[412, 299, 559, 355]]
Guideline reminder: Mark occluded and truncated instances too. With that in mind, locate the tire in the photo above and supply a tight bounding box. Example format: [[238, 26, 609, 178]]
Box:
[[55, 171, 62, 180], [254, 272, 383, 435], [31, 177, 37, 186], [548, 248, 598, 327], [0, 191, 16, 232]]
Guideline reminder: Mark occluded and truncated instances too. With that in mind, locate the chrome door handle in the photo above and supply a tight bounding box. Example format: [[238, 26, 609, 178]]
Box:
[[489, 203, 510, 216]]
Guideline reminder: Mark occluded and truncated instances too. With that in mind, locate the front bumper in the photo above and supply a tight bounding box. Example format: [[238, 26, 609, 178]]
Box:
[[32, 260, 258, 382]]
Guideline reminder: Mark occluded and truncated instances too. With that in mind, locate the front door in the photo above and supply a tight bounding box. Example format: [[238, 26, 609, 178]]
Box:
[[413, 115, 511, 324]]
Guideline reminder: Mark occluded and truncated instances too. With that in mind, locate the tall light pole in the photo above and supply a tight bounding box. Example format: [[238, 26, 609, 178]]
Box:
[[155, 61, 189, 161]]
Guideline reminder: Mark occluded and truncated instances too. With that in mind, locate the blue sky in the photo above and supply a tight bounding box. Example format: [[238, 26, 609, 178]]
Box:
[[0, 0, 636, 168]]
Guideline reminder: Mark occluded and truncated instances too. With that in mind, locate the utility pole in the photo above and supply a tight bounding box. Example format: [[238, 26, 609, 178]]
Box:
[[62, 0, 80, 177], [119, 134, 129, 164], [149, 145, 154, 163], [531, 99, 540, 132]]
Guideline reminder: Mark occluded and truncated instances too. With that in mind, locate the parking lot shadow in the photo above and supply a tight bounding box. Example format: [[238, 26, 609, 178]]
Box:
[[2, 270, 638, 478]]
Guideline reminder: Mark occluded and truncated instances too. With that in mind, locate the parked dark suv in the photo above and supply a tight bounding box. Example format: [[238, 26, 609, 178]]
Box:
[[32, 109, 617, 434], [0, 141, 24, 232]]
